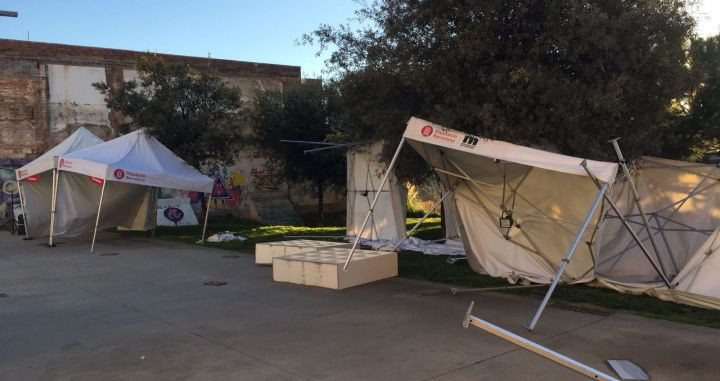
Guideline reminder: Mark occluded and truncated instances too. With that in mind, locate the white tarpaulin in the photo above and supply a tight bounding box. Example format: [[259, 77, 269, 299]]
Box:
[[15, 127, 104, 237], [53, 129, 213, 245], [346, 142, 406, 241], [403, 117, 618, 284]]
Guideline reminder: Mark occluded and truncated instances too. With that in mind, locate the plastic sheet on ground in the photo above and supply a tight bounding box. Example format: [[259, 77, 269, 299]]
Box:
[[205, 232, 246, 243]]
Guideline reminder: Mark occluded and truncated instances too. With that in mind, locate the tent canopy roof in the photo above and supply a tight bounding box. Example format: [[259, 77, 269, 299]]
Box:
[[58, 129, 213, 193], [16, 127, 103, 180], [403, 117, 618, 183]]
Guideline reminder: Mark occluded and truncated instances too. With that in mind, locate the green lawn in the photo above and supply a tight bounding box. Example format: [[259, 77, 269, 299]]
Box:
[[126, 215, 720, 329]]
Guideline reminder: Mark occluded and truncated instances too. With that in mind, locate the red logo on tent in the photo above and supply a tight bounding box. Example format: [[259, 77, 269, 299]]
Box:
[[114, 169, 125, 180], [26, 175, 40, 182], [59, 159, 65, 168], [421, 125, 434, 137], [90, 177, 104, 186]]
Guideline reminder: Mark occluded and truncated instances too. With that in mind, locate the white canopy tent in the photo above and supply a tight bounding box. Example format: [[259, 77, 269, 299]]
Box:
[[54, 129, 214, 252], [15, 127, 104, 239]]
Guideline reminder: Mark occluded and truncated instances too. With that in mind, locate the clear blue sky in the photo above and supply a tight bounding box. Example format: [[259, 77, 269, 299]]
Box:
[[0, 0, 360, 78]]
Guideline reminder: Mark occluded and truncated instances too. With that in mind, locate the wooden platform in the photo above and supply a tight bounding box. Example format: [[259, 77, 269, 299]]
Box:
[[272, 248, 398, 290], [255, 239, 350, 265]]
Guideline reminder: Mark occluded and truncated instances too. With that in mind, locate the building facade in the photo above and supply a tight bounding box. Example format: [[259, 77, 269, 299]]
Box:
[[0, 39, 342, 224]]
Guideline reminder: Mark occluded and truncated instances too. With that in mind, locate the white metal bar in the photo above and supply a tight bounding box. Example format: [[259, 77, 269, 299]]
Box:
[[17, 180, 30, 239], [90, 179, 107, 254], [344, 138, 406, 270], [463, 302, 620, 381], [610, 139, 669, 278], [390, 186, 456, 251], [526, 181, 608, 332], [48, 169, 58, 247], [201, 193, 213, 244]]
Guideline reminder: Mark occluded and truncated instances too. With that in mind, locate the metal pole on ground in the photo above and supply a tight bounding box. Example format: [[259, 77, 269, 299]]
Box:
[[463, 302, 620, 381], [48, 169, 58, 247], [90, 179, 107, 254], [581, 162, 672, 288], [17, 180, 31, 239], [609, 138, 670, 279], [344, 138, 406, 270], [526, 176, 608, 332], [201, 193, 213, 244]]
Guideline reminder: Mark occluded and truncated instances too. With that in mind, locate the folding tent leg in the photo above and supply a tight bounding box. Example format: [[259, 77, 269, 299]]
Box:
[[526, 181, 608, 332], [48, 169, 58, 247], [609, 138, 670, 279], [344, 137, 406, 270], [90, 179, 107, 254], [17, 180, 31, 239], [390, 186, 456, 251], [201, 193, 213, 244]]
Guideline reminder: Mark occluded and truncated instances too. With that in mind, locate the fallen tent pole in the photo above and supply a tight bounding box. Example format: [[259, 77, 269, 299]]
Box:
[[580, 162, 672, 288], [16, 179, 30, 239], [609, 138, 670, 279], [463, 302, 620, 381], [90, 178, 107, 254], [48, 168, 59, 247], [344, 138, 406, 270], [200, 193, 213, 244], [390, 185, 457, 252], [451, 284, 545, 294], [526, 175, 607, 331]]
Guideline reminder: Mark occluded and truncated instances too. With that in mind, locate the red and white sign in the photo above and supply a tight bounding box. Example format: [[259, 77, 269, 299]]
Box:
[[421, 125, 434, 137], [113, 168, 125, 180], [26, 175, 41, 182], [90, 177, 105, 186]]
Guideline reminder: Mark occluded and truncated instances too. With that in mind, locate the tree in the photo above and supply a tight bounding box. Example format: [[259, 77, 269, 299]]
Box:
[[93, 55, 244, 170], [250, 82, 346, 225], [306, 0, 697, 180]]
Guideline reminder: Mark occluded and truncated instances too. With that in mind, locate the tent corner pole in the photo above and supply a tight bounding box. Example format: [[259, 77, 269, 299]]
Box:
[[17, 179, 31, 239], [90, 179, 107, 254], [526, 181, 608, 332], [391, 184, 456, 252], [580, 161, 673, 288], [609, 138, 670, 279], [201, 192, 212, 244], [344, 137, 406, 270], [48, 169, 59, 247]]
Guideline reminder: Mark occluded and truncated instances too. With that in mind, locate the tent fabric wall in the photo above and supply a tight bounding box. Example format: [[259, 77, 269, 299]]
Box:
[[595, 157, 720, 288], [403, 117, 616, 284], [346, 142, 406, 241]]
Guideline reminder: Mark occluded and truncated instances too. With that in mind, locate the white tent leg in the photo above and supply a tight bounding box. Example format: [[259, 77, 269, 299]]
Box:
[[17, 180, 30, 239], [90, 179, 107, 254], [201, 193, 213, 244], [610, 138, 670, 278], [48, 169, 58, 247], [391, 186, 456, 251], [526, 181, 608, 332], [344, 138, 406, 270]]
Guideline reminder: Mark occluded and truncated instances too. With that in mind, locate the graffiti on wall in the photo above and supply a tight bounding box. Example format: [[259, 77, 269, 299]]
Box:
[[209, 166, 248, 209], [250, 167, 282, 191]]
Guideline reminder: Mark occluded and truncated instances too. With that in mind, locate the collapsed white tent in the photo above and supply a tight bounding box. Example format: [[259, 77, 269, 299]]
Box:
[[15, 127, 104, 238], [54, 129, 214, 252]]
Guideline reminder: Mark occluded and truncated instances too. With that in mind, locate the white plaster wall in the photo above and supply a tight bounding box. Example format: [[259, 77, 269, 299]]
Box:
[[48, 65, 111, 132]]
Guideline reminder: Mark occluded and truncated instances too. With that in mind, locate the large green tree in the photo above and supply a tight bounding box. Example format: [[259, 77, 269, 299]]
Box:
[[307, 0, 697, 180], [250, 82, 346, 225], [93, 55, 244, 170]]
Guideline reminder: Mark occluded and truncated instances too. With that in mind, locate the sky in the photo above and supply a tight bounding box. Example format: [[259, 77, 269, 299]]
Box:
[[0, 0, 719, 78]]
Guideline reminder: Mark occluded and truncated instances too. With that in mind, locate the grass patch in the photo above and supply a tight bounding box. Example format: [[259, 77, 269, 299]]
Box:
[[131, 214, 720, 329]]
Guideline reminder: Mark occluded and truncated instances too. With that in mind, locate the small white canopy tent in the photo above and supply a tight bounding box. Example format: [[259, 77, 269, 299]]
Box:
[[54, 129, 214, 252], [346, 142, 406, 241], [15, 127, 104, 238]]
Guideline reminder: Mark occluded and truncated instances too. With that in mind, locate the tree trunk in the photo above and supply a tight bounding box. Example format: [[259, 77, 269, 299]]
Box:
[[317, 177, 324, 227]]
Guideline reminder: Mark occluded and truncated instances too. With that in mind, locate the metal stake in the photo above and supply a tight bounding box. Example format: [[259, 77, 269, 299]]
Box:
[[344, 138, 406, 270], [201, 193, 213, 244], [609, 138, 670, 279], [48, 169, 58, 247], [90, 179, 107, 254], [464, 302, 620, 381], [526, 178, 608, 331], [581, 162, 672, 288]]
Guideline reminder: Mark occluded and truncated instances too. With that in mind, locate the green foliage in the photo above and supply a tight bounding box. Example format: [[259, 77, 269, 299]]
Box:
[[93, 55, 244, 169], [306, 0, 697, 180], [249, 81, 346, 224]]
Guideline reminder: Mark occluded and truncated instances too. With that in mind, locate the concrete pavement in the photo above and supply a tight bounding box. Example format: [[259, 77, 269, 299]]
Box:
[[1, 231, 719, 380]]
